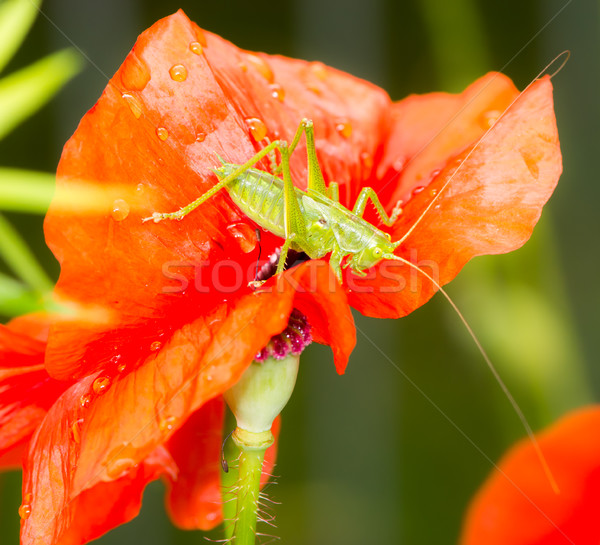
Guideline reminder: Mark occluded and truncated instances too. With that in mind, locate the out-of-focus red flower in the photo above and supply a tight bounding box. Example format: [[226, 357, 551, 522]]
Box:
[[460, 407, 600, 545], [0, 9, 561, 545]]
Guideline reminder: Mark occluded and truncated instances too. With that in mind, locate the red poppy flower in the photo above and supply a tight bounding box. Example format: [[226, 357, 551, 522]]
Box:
[[460, 407, 600, 544], [0, 9, 561, 545]]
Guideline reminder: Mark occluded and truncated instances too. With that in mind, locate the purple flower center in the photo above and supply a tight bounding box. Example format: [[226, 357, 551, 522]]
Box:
[[254, 309, 312, 362]]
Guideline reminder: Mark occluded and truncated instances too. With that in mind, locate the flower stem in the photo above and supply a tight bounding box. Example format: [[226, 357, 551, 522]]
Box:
[[231, 428, 273, 545]]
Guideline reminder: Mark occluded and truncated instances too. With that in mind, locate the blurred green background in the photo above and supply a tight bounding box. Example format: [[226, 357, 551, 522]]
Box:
[[0, 0, 598, 543]]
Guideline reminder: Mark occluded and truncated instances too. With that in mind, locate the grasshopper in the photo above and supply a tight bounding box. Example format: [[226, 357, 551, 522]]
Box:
[[145, 119, 404, 283]]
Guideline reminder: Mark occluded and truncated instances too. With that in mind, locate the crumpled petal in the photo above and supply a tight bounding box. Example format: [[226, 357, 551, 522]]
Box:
[[0, 318, 68, 466], [348, 75, 561, 318], [460, 407, 600, 545], [20, 261, 352, 544]]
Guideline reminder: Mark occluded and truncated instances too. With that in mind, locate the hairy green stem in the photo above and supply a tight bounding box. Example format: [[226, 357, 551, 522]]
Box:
[[231, 428, 273, 545]]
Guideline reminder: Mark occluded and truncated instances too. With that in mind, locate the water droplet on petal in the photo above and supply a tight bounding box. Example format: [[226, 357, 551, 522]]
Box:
[[245, 117, 267, 142], [393, 158, 406, 171], [430, 169, 441, 179], [306, 83, 321, 95], [189, 41, 203, 55], [245, 53, 274, 82], [311, 61, 328, 80], [206, 374, 213, 381], [111, 199, 130, 221], [117, 362, 127, 373], [195, 132, 206, 143], [412, 186, 426, 196], [169, 64, 188, 82], [156, 127, 169, 141], [92, 376, 111, 395], [18, 503, 32, 520], [122, 93, 142, 119], [159, 415, 177, 433], [150, 341, 162, 352], [227, 222, 257, 253], [120, 53, 151, 92], [269, 83, 285, 102], [360, 151, 373, 169], [335, 119, 352, 138], [429, 188, 438, 197], [481, 109, 502, 129], [106, 457, 137, 479], [80, 393, 91, 408], [70, 418, 84, 444]]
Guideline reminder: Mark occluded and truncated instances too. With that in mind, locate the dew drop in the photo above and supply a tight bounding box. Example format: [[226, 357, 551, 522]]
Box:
[[195, 132, 206, 143], [92, 376, 111, 395], [393, 158, 406, 171], [412, 186, 426, 196], [311, 61, 328, 81], [269, 83, 285, 102], [245, 117, 267, 142], [227, 222, 257, 253], [429, 188, 439, 197], [111, 199, 130, 222], [245, 53, 274, 83], [205, 511, 218, 522], [306, 83, 322, 95], [156, 127, 169, 141], [360, 151, 373, 169], [117, 362, 127, 373], [189, 41, 203, 55], [136, 183, 145, 193], [335, 119, 352, 138], [70, 418, 84, 444], [18, 503, 32, 520], [80, 393, 91, 409], [169, 64, 188, 82], [481, 109, 502, 129], [159, 415, 177, 433], [430, 169, 441, 179], [106, 457, 137, 479], [206, 374, 213, 381], [150, 341, 162, 352], [122, 93, 142, 119]]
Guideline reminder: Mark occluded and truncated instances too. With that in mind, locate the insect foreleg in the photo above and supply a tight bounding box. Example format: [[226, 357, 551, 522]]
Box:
[[352, 187, 403, 227], [144, 139, 284, 223]]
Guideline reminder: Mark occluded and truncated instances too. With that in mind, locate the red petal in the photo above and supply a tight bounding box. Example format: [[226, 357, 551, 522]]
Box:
[[164, 396, 224, 530], [0, 319, 68, 466], [20, 261, 349, 543], [45, 10, 387, 380], [461, 407, 600, 545], [348, 75, 561, 318]]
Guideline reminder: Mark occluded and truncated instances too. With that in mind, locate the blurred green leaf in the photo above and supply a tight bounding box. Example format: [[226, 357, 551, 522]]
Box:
[[0, 212, 52, 294], [0, 271, 46, 316], [0, 168, 54, 212], [0, 48, 82, 140], [0, 0, 41, 73]]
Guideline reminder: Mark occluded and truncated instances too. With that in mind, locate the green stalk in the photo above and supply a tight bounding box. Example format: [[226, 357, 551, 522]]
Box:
[[231, 428, 273, 545]]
